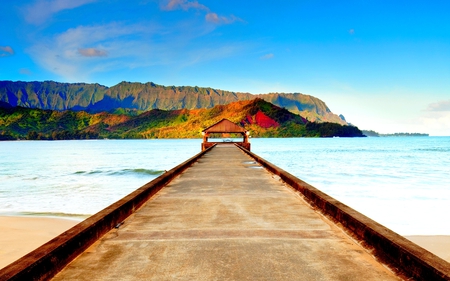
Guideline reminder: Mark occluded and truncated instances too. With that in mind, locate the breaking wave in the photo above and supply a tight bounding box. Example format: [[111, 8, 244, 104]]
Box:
[[17, 212, 89, 220], [74, 168, 165, 177]]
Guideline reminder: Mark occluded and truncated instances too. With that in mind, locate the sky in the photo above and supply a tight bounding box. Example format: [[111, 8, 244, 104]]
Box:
[[1, 0, 449, 136]]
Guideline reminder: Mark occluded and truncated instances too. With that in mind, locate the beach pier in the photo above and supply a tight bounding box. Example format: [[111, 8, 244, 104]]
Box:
[[201, 118, 251, 151], [1, 145, 449, 280]]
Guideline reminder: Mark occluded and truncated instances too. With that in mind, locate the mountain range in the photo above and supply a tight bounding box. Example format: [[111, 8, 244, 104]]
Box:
[[0, 81, 346, 125]]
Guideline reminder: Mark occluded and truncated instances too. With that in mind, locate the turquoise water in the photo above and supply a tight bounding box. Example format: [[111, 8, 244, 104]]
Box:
[[0, 137, 449, 235]]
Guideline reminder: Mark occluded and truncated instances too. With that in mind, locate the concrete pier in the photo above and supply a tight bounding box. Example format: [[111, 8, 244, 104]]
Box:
[[52, 145, 398, 280], [2, 144, 449, 280]]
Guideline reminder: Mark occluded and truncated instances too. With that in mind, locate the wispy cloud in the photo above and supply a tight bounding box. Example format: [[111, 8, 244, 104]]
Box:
[[205, 13, 241, 25], [426, 100, 450, 111], [418, 100, 450, 135], [260, 53, 274, 60], [0, 46, 14, 57], [27, 22, 151, 80], [78, 48, 108, 57], [420, 111, 450, 136], [349, 29, 355, 35], [162, 0, 208, 11], [161, 0, 242, 25], [23, 1, 245, 82], [180, 44, 244, 68], [20, 68, 32, 75], [23, 0, 97, 25], [26, 19, 242, 82]]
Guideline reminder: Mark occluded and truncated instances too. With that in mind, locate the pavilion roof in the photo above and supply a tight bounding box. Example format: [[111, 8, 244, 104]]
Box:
[[202, 119, 247, 134]]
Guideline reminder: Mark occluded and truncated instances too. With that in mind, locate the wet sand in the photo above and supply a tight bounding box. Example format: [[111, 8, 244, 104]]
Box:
[[0, 216, 448, 271]]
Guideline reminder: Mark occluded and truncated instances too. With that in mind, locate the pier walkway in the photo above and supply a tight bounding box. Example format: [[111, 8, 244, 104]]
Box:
[[51, 145, 399, 280]]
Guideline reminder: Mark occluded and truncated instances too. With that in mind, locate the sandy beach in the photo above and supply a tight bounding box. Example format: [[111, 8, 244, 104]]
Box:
[[0, 216, 449, 270], [0, 216, 80, 269], [405, 235, 450, 263]]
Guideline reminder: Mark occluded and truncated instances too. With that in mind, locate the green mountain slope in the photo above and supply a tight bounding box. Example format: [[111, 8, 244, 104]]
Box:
[[0, 81, 346, 124], [255, 92, 344, 124], [0, 99, 363, 140]]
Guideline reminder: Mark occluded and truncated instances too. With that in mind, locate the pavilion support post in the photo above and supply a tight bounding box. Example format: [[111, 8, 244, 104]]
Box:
[[243, 133, 249, 144]]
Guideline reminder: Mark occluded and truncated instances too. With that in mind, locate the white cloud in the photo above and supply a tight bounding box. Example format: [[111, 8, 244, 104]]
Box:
[[180, 44, 244, 68], [416, 100, 450, 136], [23, 0, 97, 25], [426, 100, 450, 111], [78, 48, 108, 57], [26, 20, 243, 82], [27, 23, 152, 80], [260, 53, 274, 60], [420, 111, 450, 136], [205, 13, 241, 25], [0, 46, 14, 57], [20, 68, 32, 75], [161, 0, 242, 25], [21, 1, 245, 82], [162, 0, 208, 11]]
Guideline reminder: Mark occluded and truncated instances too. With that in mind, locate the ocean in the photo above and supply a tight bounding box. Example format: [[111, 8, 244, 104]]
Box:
[[0, 137, 449, 235]]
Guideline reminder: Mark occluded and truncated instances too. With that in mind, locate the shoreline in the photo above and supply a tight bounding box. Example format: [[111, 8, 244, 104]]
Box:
[[0, 216, 449, 270]]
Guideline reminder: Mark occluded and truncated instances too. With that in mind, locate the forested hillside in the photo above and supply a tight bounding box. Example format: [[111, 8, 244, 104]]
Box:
[[0, 99, 363, 140]]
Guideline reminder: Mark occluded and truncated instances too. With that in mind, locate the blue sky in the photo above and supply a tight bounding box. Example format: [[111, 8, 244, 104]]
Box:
[[1, 0, 449, 135]]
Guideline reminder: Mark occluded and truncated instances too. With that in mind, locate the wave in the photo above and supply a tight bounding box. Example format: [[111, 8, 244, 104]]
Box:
[[415, 148, 450, 152], [15, 211, 89, 220], [74, 168, 165, 177], [111, 168, 165, 176]]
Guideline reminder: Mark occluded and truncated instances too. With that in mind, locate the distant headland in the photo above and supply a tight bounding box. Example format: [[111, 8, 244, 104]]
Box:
[[362, 130, 429, 137]]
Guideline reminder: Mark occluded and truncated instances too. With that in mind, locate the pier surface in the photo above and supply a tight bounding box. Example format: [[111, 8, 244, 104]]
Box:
[[52, 145, 399, 280]]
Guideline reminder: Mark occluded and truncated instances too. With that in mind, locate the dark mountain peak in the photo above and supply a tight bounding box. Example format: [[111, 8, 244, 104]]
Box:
[[0, 100, 13, 109]]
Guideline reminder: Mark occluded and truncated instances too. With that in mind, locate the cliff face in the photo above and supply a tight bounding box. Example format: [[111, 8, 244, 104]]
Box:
[[0, 80, 346, 125], [255, 92, 345, 124], [0, 81, 108, 110]]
